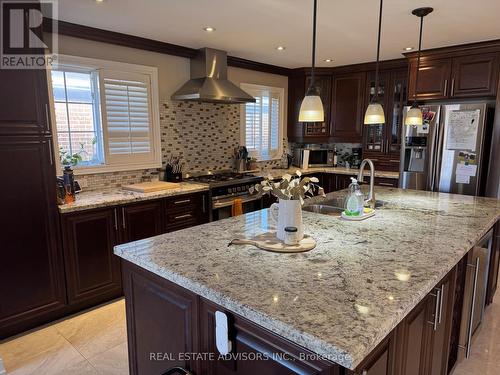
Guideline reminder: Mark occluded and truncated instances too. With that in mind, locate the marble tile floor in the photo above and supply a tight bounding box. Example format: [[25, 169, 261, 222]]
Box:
[[0, 299, 128, 375], [0, 295, 499, 374]]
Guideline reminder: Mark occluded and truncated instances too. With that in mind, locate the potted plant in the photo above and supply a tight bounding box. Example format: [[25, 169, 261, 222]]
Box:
[[250, 171, 325, 241]]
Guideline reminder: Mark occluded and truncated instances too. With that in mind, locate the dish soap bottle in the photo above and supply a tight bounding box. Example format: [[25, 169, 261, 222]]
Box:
[[345, 177, 364, 216]]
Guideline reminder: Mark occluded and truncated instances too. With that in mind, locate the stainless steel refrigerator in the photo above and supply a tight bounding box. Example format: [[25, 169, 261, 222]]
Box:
[[400, 102, 494, 196]]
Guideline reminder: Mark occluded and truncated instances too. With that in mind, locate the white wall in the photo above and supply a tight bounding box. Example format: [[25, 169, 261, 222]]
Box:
[[56, 35, 288, 127]]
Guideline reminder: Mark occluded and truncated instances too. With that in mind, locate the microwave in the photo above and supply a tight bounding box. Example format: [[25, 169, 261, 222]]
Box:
[[293, 148, 334, 168]]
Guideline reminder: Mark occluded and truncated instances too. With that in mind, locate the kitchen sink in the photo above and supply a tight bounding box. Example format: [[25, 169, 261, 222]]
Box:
[[303, 204, 344, 216]]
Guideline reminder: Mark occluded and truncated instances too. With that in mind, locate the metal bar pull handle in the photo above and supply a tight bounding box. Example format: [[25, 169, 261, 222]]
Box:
[[438, 284, 445, 324], [432, 288, 441, 331], [113, 209, 118, 231], [465, 256, 480, 359], [174, 199, 191, 205], [202, 195, 206, 213], [444, 79, 448, 96], [121, 207, 126, 229], [450, 78, 455, 96]]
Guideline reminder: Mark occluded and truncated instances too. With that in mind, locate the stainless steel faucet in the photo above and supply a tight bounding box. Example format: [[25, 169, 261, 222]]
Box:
[[358, 159, 376, 209]]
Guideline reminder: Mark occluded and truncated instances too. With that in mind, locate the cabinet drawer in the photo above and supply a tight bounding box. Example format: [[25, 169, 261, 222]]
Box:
[[165, 193, 205, 211], [375, 177, 399, 188], [165, 211, 200, 231]]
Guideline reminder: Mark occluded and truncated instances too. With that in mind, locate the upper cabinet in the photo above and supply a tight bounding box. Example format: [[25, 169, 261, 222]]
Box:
[[0, 69, 51, 135], [408, 52, 499, 100], [331, 72, 366, 142], [303, 74, 332, 138]]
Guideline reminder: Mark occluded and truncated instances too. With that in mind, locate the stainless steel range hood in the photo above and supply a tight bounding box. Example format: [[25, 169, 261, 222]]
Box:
[[171, 48, 256, 104]]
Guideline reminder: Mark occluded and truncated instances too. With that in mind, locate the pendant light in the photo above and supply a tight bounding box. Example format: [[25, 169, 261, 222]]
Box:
[[364, 0, 385, 125], [405, 7, 434, 126], [299, 0, 324, 123]]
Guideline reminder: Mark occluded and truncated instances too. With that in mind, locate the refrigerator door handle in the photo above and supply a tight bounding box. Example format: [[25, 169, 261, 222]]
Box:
[[432, 111, 445, 192]]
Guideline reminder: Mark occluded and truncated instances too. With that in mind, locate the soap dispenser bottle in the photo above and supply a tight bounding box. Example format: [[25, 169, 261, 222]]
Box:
[[345, 177, 364, 216]]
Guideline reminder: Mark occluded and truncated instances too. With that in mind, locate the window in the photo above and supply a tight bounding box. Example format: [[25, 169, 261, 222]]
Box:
[[48, 55, 161, 173], [240, 83, 284, 161]]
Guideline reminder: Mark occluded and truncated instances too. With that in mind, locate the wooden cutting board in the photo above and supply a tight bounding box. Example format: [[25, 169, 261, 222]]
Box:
[[122, 181, 180, 193]]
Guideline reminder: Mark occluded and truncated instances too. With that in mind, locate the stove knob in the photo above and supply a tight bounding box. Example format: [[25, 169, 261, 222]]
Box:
[[228, 188, 233, 193], [237, 186, 242, 192]]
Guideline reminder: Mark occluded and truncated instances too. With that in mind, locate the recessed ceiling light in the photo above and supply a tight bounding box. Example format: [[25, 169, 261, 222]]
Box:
[[404, 47, 414, 51], [203, 26, 215, 32], [324, 58, 333, 63], [95, 0, 104, 3], [276, 46, 286, 51]]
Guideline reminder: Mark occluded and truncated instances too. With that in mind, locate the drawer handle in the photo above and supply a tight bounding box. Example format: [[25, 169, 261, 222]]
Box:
[[173, 199, 191, 205], [174, 213, 192, 220], [389, 159, 400, 163], [378, 182, 394, 186]]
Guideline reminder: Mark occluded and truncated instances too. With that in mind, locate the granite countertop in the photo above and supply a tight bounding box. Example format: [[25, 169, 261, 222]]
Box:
[[257, 166, 399, 180], [58, 182, 209, 214], [114, 187, 500, 369]]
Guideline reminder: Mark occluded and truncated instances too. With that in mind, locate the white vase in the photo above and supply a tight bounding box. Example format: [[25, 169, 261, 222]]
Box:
[[270, 199, 304, 241]]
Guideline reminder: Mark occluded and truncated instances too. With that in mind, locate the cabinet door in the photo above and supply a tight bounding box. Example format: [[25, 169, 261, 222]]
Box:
[[62, 208, 122, 305], [364, 71, 388, 154], [303, 74, 332, 138], [120, 201, 163, 243], [486, 222, 500, 305], [386, 69, 408, 156], [0, 69, 51, 135], [450, 53, 499, 98], [122, 262, 200, 375], [428, 269, 456, 375], [354, 332, 396, 375], [408, 58, 452, 101], [331, 73, 365, 142], [199, 299, 339, 375], [0, 136, 66, 338], [395, 296, 433, 375]]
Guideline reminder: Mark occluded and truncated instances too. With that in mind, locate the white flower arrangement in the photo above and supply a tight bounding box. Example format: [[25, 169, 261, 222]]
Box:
[[249, 170, 326, 205]]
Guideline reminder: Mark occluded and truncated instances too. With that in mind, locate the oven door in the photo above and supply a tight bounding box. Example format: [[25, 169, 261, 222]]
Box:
[[212, 194, 263, 221]]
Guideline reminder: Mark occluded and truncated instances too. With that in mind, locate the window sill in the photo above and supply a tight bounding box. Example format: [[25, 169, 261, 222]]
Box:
[[61, 162, 161, 176]]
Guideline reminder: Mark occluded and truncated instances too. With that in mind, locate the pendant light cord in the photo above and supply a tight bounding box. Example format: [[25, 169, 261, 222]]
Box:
[[310, 0, 318, 89], [373, 0, 383, 103], [414, 15, 424, 103]]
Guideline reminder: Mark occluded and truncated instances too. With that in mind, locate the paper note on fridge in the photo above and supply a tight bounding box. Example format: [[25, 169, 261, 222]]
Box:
[[446, 110, 480, 151], [456, 174, 470, 184], [456, 163, 477, 177]]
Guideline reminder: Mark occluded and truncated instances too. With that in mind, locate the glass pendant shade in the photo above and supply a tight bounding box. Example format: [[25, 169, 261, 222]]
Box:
[[364, 102, 385, 124], [299, 94, 324, 122], [405, 104, 423, 126]]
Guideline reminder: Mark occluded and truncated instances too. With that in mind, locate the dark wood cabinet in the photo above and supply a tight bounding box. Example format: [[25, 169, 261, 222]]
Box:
[[123, 262, 200, 375], [363, 68, 407, 171], [450, 53, 499, 98], [61, 208, 122, 306], [486, 221, 500, 305], [408, 58, 452, 101], [164, 192, 209, 232], [199, 298, 339, 375], [331, 73, 366, 142], [0, 69, 51, 135], [121, 201, 164, 243], [395, 269, 456, 375], [59, 192, 209, 311], [408, 52, 499, 100], [0, 136, 66, 339], [351, 333, 396, 375], [303, 75, 332, 138]]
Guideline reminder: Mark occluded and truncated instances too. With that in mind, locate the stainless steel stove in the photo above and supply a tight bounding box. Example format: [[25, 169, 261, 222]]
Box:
[[186, 171, 263, 221]]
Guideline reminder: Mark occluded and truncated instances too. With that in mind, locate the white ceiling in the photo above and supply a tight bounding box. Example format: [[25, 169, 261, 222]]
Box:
[[57, 0, 500, 69]]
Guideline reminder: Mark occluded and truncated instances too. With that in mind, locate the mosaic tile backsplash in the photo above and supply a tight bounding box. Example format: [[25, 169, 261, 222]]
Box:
[[76, 100, 287, 191]]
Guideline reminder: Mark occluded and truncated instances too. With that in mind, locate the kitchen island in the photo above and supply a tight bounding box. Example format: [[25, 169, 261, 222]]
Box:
[[114, 187, 500, 375]]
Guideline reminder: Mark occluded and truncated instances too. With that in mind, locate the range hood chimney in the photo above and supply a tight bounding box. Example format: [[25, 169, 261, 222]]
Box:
[[171, 48, 256, 104]]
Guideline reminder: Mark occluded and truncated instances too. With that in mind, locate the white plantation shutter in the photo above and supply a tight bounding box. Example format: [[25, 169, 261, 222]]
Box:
[[241, 84, 283, 160], [100, 70, 157, 165]]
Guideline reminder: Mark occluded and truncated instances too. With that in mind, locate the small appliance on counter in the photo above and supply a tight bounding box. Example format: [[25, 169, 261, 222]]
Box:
[[234, 146, 249, 172], [292, 147, 334, 168], [56, 173, 82, 205]]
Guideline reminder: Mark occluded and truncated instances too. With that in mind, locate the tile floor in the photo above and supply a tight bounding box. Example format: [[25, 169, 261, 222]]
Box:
[[0, 295, 499, 374], [0, 299, 128, 375]]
